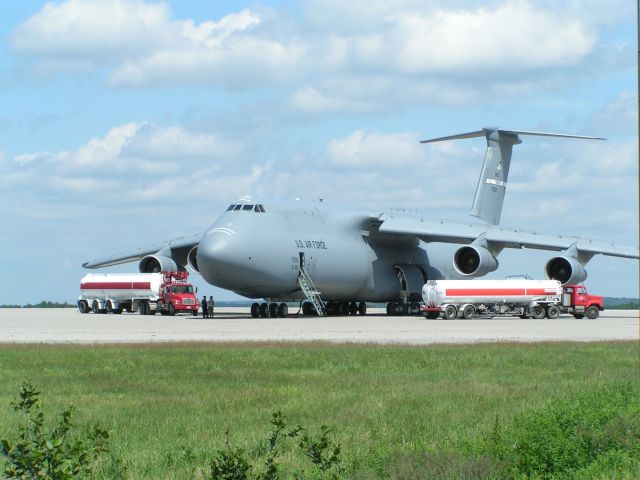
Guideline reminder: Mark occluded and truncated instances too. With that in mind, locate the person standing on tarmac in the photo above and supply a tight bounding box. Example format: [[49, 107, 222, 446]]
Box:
[[201, 296, 208, 318], [208, 296, 214, 317]]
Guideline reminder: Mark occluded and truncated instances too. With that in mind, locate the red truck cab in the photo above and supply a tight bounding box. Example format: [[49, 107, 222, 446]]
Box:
[[562, 285, 604, 319], [158, 272, 199, 315]]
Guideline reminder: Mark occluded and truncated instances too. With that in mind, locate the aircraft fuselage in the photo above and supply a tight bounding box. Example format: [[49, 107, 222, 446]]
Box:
[[196, 200, 451, 302]]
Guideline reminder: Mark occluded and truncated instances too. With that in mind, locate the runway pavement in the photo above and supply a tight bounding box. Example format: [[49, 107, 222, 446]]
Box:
[[0, 308, 637, 344]]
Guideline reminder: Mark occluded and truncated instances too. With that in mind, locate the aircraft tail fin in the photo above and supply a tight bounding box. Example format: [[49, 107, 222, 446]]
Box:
[[421, 128, 604, 225]]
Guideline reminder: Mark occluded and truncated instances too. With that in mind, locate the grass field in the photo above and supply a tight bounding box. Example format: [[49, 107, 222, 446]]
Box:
[[0, 342, 638, 479]]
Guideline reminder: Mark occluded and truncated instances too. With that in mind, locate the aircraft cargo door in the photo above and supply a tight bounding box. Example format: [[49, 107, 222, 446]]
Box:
[[394, 264, 426, 302]]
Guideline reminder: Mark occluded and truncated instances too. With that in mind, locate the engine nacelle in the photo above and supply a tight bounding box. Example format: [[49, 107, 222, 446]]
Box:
[[545, 256, 587, 285], [453, 245, 499, 276], [187, 246, 199, 273], [139, 255, 180, 273]]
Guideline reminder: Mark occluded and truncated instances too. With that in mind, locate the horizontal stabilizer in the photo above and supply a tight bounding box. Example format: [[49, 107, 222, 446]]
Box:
[[420, 128, 605, 143]]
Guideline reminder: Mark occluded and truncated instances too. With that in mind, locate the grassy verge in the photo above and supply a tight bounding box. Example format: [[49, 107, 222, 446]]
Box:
[[0, 342, 638, 478]]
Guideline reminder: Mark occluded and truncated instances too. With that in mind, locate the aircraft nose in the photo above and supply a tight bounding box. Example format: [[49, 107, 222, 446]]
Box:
[[196, 229, 237, 286]]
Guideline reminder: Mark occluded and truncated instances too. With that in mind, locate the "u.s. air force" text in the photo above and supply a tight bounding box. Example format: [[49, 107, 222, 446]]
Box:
[[295, 239, 327, 249]]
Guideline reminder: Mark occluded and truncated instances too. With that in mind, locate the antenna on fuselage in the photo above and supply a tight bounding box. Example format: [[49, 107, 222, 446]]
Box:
[[420, 128, 605, 225]]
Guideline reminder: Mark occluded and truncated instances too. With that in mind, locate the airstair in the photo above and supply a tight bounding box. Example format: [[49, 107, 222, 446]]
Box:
[[298, 266, 326, 316]]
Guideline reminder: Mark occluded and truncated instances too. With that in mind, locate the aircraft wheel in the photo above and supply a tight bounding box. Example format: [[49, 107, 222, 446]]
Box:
[[443, 305, 457, 320], [532, 306, 545, 319], [585, 306, 599, 319], [325, 301, 335, 316], [250, 302, 260, 318], [259, 303, 269, 318], [410, 302, 421, 315], [338, 302, 348, 316], [278, 303, 288, 318], [462, 305, 475, 319], [168, 303, 176, 316], [269, 303, 278, 318], [358, 302, 367, 315], [386, 302, 397, 316], [302, 302, 311, 315], [546, 305, 559, 319], [348, 301, 358, 315], [77, 300, 90, 314]]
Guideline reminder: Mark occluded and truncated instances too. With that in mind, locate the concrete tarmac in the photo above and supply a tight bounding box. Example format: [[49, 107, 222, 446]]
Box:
[[0, 308, 637, 344]]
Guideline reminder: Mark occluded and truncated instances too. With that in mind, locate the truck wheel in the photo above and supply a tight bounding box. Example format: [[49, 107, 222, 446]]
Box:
[[92, 300, 105, 314], [251, 302, 260, 318], [573, 313, 584, 319], [426, 311, 440, 320], [168, 303, 175, 316], [278, 303, 288, 318], [462, 305, 475, 319], [585, 306, 600, 319], [443, 305, 457, 320], [546, 305, 560, 319], [532, 306, 545, 319], [139, 302, 148, 315], [77, 300, 90, 314]]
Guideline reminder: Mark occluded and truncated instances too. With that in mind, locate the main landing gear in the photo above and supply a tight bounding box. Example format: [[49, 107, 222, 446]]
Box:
[[386, 301, 422, 316], [322, 301, 367, 316], [251, 302, 289, 318]]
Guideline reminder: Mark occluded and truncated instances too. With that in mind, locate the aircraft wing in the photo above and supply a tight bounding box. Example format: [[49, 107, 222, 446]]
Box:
[[82, 233, 202, 268], [378, 216, 639, 259]]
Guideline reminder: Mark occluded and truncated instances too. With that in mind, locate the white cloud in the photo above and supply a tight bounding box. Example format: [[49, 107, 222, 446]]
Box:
[[10, 0, 617, 106], [124, 124, 238, 159], [397, 3, 593, 72], [11, 0, 173, 62], [289, 87, 347, 114], [326, 130, 425, 168], [0, 122, 246, 221]]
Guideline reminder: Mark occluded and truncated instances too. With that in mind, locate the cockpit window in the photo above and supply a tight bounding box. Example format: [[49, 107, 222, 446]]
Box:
[[258, 204, 266, 212], [226, 204, 235, 211], [242, 204, 253, 211], [233, 204, 242, 211], [254, 205, 260, 212]]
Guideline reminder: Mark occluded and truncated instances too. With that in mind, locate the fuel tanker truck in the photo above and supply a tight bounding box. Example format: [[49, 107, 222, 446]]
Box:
[[77, 271, 199, 316], [421, 279, 603, 320]]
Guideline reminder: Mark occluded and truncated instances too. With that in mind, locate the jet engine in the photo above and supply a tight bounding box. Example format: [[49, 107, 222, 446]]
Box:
[[453, 245, 499, 276], [187, 246, 199, 273], [139, 254, 180, 273], [545, 256, 587, 285]]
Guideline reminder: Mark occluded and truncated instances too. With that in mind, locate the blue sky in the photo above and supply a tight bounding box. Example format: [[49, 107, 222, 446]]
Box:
[[0, 0, 637, 304]]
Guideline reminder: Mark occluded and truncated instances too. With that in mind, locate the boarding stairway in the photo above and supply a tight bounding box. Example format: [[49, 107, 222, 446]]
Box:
[[298, 266, 326, 316]]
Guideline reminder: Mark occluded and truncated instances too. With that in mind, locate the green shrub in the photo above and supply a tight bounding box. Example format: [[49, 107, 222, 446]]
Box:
[[210, 411, 343, 480], [0, 381, 109, 479], [484, 382, 640, 479]]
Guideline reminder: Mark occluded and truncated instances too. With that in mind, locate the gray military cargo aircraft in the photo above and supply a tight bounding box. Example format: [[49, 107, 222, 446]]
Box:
[[83, 128, 639, 318]]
